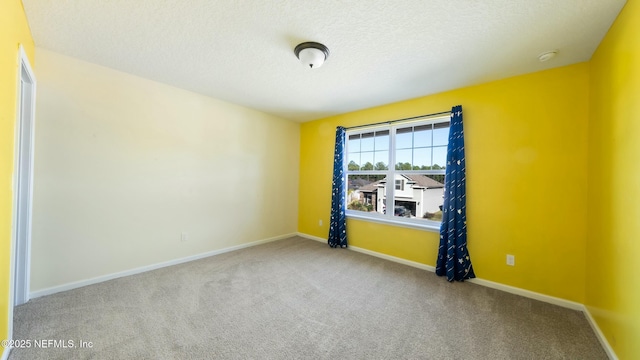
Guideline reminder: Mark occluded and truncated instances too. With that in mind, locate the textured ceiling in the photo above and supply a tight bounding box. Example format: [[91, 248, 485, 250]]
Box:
[[22, 0, 627, 122]]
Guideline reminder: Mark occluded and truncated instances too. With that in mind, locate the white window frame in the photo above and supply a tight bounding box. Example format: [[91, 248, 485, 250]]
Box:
[[345, 114, 450, 232]]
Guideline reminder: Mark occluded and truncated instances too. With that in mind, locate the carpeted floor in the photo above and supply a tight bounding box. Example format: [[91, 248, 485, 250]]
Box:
[[9, 236, 607, 359]]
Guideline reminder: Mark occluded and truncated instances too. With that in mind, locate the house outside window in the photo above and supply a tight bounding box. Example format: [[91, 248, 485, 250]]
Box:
[[346, 115, 450, 229]]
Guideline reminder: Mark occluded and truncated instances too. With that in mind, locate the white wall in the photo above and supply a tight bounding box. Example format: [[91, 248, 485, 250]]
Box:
[[31, 49, 300, 292], [422, 188, 444, 214]]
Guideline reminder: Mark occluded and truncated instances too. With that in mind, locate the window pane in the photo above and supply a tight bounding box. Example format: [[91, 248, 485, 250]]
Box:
[[396, 127, 413, 150], [373, 150, 388, 170], [394, 174, 445, 221], [374, 130, 389, 150], [432, 146, 448, 169], [433, 123, 450, 146], [395, 149, 412, 170], [347, 175, 387, 214], [413, 125, 432, 147], [395, 179, 404, 190], [413, 147, 431, 169], [347, 153, 360, 171], [361, 132, 375, 151], [360, 151, 374, 170], [348, 134, 361, 152]]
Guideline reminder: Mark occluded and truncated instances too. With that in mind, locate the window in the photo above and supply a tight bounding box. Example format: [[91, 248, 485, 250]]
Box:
[[346, 115, 450, 229]]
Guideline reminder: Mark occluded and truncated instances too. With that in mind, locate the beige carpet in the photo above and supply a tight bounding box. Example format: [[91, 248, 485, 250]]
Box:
[[10, 236, 606, 359]]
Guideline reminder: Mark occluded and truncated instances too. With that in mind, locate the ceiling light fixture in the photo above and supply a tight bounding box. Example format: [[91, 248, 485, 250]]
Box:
[[294, 42, 330, 69], [538, 50, 558, 62]]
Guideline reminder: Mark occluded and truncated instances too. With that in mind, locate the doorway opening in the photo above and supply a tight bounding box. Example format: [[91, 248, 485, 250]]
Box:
[[9, 45, 36, 335]]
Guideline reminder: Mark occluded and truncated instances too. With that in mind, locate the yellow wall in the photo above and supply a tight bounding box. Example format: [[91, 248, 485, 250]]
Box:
[[0, 0, 34, 349], [300, 63, 590, 303], [587, 0, 640, 358]]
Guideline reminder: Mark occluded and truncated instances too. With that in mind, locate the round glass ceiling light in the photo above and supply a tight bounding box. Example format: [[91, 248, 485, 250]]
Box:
[[294, 42, 330, 69], [538, 50, 558, 62]]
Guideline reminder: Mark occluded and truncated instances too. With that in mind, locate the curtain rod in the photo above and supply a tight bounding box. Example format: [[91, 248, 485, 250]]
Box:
[[344, 110, 451, 130]]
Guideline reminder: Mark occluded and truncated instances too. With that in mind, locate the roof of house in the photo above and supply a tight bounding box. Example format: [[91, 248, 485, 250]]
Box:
[[357, 180, 385, 192], [404, 174, 444, 189], [356, 174, 444, 192]]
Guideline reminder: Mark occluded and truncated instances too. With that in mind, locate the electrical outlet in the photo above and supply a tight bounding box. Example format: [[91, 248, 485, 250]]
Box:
[[506, 254, 515, 266], [319, 219, 323, 226], [181, 232, 188, 242]]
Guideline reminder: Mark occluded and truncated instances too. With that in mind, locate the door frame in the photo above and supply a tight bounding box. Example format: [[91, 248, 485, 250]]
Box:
[[8, 44, 36, 336]]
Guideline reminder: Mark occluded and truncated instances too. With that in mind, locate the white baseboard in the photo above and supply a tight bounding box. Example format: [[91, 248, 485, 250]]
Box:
[[466, 278, 583, 311], [30, 233, 296, 299], [583, 306, 618, 360], [297, 232, 617, 360], [298, 232, 436, 272]]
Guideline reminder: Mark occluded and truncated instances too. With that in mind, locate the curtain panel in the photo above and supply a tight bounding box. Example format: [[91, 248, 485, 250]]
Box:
[[328, 126, 348, 248], [436, 105, 475, 281]]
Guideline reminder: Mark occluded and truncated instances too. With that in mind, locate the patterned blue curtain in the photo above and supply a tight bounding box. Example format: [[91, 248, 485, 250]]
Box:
[[436, 105, 475, 281], [328, 126, 348, 248]]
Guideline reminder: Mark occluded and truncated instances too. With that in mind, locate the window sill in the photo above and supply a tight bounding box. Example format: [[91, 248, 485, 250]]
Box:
[[346, 212, 441, 233]]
